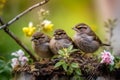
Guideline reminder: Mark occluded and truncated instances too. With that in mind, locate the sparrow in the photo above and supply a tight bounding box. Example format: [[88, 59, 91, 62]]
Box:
[[31, 32, 53, 58], [49, 29, 73, 54], [72, 23, 109, 53]]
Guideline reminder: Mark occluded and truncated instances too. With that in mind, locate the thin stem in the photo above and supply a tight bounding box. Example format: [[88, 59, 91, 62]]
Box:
[[0, 0, 49, 30], [0, 17, 37, 61]]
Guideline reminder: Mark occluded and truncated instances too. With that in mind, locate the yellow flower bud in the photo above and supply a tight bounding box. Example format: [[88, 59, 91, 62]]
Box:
[[43, 24, 53, 32], [23, 27, 29, 33], [22, 22, 36, 37], [41, 20, 53, 32]]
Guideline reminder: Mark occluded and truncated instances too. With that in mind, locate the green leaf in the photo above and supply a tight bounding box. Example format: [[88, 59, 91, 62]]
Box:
[[0, 60, 5, 69], [70, 49, 78, 53], [58, 50, 64, 55], [115, 56, 120, 61], [62, 63, 68, 71], [0, 69, 4, 73], [68, 66, 73, 75], [0, 59, 5, 63], [115, 62, 120, 69], [67, 45, 73, 51], [73, 75, 83, 80], [52, 55, 59, 59], [0, 60, 12, 74], [71, 62, 79, 68], [54, 61, 65, 68], [0, 56, 6, 60], [75, 68, 81, 75], [109, 65, 115, 71]]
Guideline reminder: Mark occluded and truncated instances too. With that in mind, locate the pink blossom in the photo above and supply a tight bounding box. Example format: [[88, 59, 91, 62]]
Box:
[[11, 49, 29, 68], [19, 56, 29, 66], [11, 58, 19, 68], [100, 50, 114, 65], [19, 56, 29, 62]]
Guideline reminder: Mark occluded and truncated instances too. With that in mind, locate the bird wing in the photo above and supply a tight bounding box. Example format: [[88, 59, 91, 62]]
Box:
[[88, 30, 102, 44]]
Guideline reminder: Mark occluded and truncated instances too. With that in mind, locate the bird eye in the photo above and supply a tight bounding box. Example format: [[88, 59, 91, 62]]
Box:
[[56, 32, 62, 35], [62, 32, 66, 34], [34, 37, 40, 40], [78, 26, 87, 30], [57, 32, 61, 34]]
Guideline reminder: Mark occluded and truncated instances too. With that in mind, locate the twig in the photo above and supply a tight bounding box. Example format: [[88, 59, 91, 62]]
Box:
[[0, 0, 49, 30], [0, 17, 37, 61], [0, 0, 50, 61]]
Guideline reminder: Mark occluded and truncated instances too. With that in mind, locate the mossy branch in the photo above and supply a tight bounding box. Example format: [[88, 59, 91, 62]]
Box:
[[0, 17, 37, 61]]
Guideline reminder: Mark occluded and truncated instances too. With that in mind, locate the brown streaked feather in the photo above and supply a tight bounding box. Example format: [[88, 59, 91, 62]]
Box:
[[50, 29, 74, 54]]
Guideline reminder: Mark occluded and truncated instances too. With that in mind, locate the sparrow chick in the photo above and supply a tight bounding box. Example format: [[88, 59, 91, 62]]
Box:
[[50, 29, 73, 54], [72, 23, 109, 53], [31, 32, 53, 58]]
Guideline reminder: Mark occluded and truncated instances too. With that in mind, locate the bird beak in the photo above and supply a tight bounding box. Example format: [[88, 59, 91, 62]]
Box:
[[72, 27, 75, 30], [72, 27, 78, 32]]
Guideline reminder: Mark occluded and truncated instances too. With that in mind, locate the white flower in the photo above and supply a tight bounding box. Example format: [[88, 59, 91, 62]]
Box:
[[11, 58, 18, 62], [11, 52, 18, 57], [42, 20, 51, 25], [11, 49, 24, 57], [41, 20, 53, 28], [29, 22, 33, 27]]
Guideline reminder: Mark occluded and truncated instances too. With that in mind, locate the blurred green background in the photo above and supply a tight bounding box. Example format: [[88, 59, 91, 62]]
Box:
[[0, 0, 107, 79], [0, 0, 105, 60]]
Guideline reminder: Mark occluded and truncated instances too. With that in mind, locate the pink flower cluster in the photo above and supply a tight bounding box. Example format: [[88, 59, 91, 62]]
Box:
[[100, 50, 114, 65], [11, 49, 29, 68]]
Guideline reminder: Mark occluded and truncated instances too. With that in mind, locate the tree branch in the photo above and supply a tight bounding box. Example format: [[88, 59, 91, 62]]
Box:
[[0, 0, 49, 30], [0, 17, 37, 61]]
